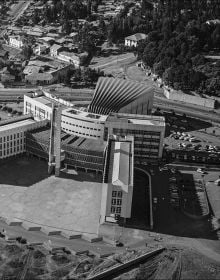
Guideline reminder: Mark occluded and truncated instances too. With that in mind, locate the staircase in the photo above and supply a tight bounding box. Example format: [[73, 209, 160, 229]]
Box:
[[0, 217, 117, 258]]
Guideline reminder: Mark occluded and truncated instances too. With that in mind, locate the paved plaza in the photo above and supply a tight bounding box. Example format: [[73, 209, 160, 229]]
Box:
[[0, 157, 102, 235]]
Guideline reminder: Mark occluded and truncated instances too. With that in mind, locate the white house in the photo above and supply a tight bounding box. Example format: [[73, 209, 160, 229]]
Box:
[[125, 33, 147, 48], [57, 51, 87, 68], [8, 36, 24, 49]]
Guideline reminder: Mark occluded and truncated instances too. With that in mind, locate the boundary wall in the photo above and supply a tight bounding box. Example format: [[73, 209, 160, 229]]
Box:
[[164, 88, 215, 109]]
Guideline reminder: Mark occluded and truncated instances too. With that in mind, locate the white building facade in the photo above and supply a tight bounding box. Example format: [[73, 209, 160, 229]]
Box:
[[9, 36, 24, 49], [0, 117, 48, 159]]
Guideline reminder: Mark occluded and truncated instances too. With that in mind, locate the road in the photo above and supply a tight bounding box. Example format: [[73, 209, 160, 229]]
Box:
[[154, 97, 220, 123], [0, 83, 219, 122], [90, 53, 136, 70]]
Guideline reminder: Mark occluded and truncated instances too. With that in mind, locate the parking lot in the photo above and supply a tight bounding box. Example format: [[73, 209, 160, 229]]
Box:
[[147, 165, 217, 240], [160, 111, 220, 164]]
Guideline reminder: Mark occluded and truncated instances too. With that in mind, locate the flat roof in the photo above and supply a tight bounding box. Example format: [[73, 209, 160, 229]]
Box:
[[107, 113, 165, 127], [29, 96, 66, 109], [0, 119, 36, 132], [63, 107, 107, 122], [29, 127, 106, 153]]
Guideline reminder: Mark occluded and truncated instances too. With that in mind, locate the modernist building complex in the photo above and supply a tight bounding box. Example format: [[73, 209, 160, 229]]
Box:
[[1, 77, 165, 225]]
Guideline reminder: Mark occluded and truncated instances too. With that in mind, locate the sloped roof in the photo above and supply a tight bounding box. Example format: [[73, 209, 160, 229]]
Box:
[[112, 141, 130, 191], [50, 44, 63, 52], [26, 72, 54, 81], [89, 77, 154, 115], [125, 33, 147, 41]]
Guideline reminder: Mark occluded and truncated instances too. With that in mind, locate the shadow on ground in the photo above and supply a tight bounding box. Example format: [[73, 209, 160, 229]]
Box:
[[153, 110, 212, 137], [148, 166, 218, 240], [0, 156, 49, 187]]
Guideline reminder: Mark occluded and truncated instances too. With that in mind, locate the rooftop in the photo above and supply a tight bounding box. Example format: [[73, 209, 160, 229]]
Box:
[[112, 141, 131, 190], [63, 107, 107, 123], [0, 118, 35, 133], [29, 126, 106, 153], [125, 33, 147, 41], [107, 113, 166, 127], [29, 95, 66, 108]]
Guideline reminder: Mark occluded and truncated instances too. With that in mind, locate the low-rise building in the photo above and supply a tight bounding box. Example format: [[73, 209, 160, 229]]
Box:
[[33, 44, 49, 55], [125, 33, 147, 48], [0, 116, 48, 160], [8, 35, 24, 49], [57, 51, 88, 67], [50, 44, 65, 57]]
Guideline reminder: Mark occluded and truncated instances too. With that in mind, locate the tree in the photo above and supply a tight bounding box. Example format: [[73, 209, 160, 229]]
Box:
[[21, 45, 33, 60]]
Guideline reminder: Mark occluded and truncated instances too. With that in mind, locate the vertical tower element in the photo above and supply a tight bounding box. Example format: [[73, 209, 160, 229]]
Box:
[[48, 104, 62, 176]]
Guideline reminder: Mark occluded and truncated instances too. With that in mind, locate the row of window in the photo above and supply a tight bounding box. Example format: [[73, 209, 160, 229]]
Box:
[[0, 144, 24, 157], [0, 139, 24, 150], [0, 133, 23, 143], [111, 206, 121, 214], [135, 144, 159, 149], [135, 152, 158, 158], [62, 121, 101, 131], [134, 137, 160, 143], [66, 153, 103, 164], [113, 129, 160, 137], [62, 127, 101, 138], [111, 198, 122, 206], [112, 191, 122, 198]]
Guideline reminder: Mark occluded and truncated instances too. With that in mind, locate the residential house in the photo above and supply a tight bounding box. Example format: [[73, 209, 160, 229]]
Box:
[[57, 51, 88, 67], [24, 58, 72, 85], [50, 44, 65, 57], [125, 33, 147, 48], [8, 35, 24, 49], [0, 50, 9, 61], [0, 67, 16, 83], [33, 44, 49, 55]]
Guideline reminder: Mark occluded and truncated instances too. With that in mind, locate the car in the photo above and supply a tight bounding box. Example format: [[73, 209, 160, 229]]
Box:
[[116, 241, 124, 247], [179, 136, 184, 140], [185, 143, 192, 148], [197, 168, 205, 173], [169, 177, 177, 182], [153, 197, 158, 203]]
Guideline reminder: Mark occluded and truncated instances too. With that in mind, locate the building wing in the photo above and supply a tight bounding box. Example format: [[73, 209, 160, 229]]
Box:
[[89, 77, 154, 115]]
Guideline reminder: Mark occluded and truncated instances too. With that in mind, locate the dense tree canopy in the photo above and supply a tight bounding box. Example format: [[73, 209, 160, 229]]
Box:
[[107, 0, 220, 96]]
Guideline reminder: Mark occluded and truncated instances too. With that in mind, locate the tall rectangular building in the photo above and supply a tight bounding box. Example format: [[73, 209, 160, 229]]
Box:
[[100, 135, 134, 223], [104, 113, 165, 163]]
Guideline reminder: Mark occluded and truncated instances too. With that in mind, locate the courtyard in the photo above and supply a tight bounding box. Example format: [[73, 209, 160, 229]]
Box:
[[0, 156, 102, 235]]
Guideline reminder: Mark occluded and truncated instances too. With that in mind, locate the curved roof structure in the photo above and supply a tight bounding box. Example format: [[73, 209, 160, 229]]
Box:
[[88, 77, 154, 115]]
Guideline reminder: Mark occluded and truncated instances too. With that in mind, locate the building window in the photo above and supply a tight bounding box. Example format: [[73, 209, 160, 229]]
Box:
[[111, 199, 117, 205], [117, 191, 122, 198], [117, 199, 122, 205], [112, 191, 117, 197]]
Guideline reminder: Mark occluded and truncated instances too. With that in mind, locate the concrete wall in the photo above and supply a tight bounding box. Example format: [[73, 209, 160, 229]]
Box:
[[164, 88, 215, 109]]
